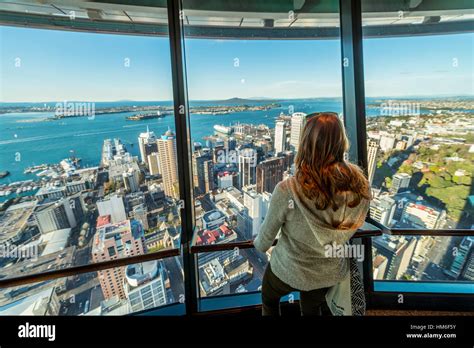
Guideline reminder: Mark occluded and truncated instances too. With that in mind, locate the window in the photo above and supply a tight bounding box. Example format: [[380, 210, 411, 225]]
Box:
[[362, 1, 474, 231], [0, 1, 184, 315], [181, 0, 343, 298], [361, 0, 474, 292], [0, 258, 184, 315], [372, 234, 474, 292]]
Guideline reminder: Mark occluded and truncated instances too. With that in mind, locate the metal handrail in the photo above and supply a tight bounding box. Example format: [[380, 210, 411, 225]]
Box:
[[190, 229, 382, 254], [0, 247, 180, 289]]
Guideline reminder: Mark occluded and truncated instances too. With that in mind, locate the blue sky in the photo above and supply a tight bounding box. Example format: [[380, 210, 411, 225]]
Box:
[[1, 26, 472, 102]]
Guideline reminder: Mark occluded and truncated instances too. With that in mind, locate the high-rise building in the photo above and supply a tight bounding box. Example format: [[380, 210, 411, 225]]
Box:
[[373, 235, 417, 280], [138, 126, 157, 165], [147, 152, 160, 176], [256, 157, 285, 194], [391, 172, 411, 193], [242, 185, 264, 239], [217, 172, 234, 189], [97, 194, 127, 223], [204, 160, 214, 193], [157, 129, 178, 198], [290, 112, 307, 152], [367, 139, 379, 185], [280, 150, 295, 172], [35, 199, 80, 234], [369, 195, 396, 227], [122, 168, 140, 193], [448, 236, 474, 279], [238, 148, 257, 188], [461, 242, 474, 281], [379, 135, 396, 152], [373, 254, 388, 279], [402, 202, 446, 229], [274, 120, 286, 155], [225, 137, 237, 151], [124, 260, 168, 312], [192, 151, 213, 194], [92, 219, 146, 299]]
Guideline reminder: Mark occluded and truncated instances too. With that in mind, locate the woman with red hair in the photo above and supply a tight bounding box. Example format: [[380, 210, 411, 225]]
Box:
[[254, 112, 371, 316]]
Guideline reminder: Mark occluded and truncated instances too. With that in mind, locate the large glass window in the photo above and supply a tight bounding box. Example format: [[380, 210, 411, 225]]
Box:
[[361, 0, 474, 291], [0, 1, 185, 314], [362, 1, 474, 231], [372, 234, 474, 292], [0, 257, 184, 315], [181, 0, 343, 298]]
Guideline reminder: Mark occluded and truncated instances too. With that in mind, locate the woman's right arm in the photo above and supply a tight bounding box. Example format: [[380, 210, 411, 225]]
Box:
[[253, 182, 289, 253]]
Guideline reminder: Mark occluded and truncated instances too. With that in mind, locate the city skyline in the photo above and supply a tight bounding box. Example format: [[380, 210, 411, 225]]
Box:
[[1, 26, 473, 102]]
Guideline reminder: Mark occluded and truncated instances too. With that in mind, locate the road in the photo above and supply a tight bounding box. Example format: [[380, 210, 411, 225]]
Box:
[[411, 236, 454, 281], [163, 256, 185, 304], [240, 248, 267, 283]]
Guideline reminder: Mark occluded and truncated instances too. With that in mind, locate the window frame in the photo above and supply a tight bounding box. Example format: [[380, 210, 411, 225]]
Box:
[[0, 0, 472, 315]]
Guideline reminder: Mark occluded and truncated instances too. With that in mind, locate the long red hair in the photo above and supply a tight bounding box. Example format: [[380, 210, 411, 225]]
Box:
[[294, 112, 370, 211]]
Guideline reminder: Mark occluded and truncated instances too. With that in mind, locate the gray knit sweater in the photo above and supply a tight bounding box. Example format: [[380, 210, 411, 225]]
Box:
[[254, 176, 370, 291]]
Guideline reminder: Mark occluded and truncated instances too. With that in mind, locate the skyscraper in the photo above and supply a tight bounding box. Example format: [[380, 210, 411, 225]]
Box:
[[92, 219, 146, 300], [238, 148, 257, 188], [192, 151, 213, 194], [122, 168, 140, 193], [274, 120, 286, 155], [157, 129, 178, 198], [147, 152, 160, 176], [124, 260, 168, 312], [256, 157, 285, 194], [373, 235, 416, 280], [138, 126, 157, 165], [367, 139, 379, 185], [204, 160, 214, 193], [369, 195, 396, 227], [242, 185, 264, 239], [290, 112, 307, 152], [391, 172, 411, 193], [35, 199, 79, 234]]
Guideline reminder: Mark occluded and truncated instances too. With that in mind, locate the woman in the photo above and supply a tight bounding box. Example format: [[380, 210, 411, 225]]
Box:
[[254, 112, 371, 316]]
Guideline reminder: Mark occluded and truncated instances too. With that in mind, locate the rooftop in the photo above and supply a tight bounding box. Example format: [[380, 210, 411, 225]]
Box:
[[0, 201, 36, 244]]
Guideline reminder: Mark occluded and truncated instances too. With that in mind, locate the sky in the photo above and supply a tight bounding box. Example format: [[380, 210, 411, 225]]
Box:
[[1, 25, 473, 102]]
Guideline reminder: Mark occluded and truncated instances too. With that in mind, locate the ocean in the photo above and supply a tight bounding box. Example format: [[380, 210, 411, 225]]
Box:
[[0, 98, 444, 185]]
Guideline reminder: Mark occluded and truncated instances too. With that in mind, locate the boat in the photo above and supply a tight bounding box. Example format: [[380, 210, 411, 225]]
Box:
[[126, 111, 168, 121], [214, 125, 233, 135], [0, 171, 10, 179]]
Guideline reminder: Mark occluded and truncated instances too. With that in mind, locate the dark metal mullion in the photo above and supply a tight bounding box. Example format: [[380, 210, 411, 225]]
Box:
[[339, 0, 374, 296], [166, 0, 199, 315]]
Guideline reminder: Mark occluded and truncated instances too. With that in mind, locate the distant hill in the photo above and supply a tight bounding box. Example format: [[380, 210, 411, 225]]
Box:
[[199, 97, 279, 104]]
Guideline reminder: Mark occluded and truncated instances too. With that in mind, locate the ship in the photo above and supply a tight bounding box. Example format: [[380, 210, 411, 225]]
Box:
[[126, 111, 168, 121], [213, 125, 233, 135], [0, 171, 10, 179]]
